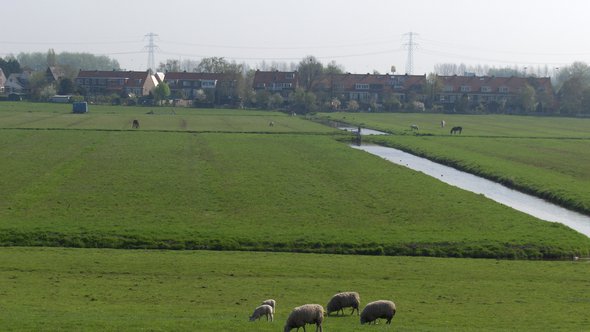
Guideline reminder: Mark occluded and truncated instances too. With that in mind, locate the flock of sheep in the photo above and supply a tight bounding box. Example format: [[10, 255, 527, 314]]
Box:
[[249, 292, 396, 331]]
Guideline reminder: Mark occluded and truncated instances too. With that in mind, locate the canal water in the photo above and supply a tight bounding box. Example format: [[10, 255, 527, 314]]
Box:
[[351, 144, 590, 237]]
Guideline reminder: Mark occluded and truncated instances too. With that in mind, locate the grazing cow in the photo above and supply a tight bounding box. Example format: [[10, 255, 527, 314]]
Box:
[[450, 126, 462, 135], [410, 124, 419, 131], [132, 119, 140, 128], [441, 120, 446, 128]]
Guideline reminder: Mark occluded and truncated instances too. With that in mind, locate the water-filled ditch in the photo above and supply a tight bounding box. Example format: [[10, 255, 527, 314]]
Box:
[[351, 144, 590, 237]]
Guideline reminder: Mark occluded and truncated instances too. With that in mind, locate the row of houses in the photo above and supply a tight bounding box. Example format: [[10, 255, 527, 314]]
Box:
[[252, 70, 554, 110], [1, 67, 554, 111]]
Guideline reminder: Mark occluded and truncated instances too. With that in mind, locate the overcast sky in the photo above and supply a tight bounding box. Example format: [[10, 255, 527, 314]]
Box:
[[2, 0, 590, 75]]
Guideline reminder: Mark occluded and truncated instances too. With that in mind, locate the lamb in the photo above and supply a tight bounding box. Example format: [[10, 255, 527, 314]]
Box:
[[261, 299, 276, 314], [326, 291, 360, 316], [360, 300, 396, 325], [249, 304, 274, 322], [284, 304, 324, 332]]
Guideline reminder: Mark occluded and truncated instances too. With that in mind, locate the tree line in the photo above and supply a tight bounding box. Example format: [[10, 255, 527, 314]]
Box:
[[2, 49, 590, 115]]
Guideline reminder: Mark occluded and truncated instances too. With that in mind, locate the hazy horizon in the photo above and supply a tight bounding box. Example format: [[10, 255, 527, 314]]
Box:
[[2, 0, 590, 75]]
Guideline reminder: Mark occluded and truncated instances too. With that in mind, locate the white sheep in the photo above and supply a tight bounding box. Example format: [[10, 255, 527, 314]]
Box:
[[284, 304, 324, 332], [249, 304, 274, 322], [326, 291, 360, 316], [261, 299, 276, 314], [360, 300, 396, 325]]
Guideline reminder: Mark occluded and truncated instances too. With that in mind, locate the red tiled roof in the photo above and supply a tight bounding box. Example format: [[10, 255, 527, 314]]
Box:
[[253, 70, 299, 85], [438, 75, 553, 94]]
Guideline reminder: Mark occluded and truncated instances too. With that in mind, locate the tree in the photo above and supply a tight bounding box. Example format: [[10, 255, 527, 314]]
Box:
[[324, 61, 345, 74], [152, 82, 171, 105], [516, 83, 536, 112], [0, 56, 21, 77], [58, 78, 75, 95], [196, 57, 242, 74], [268, 93, 284, 110], [17, 52, 119, 72], [347, 100, 360, 112], [289, 87, 317, 113], [157, 59, 180, 72], [47, 49, 57, 67], [557, 62, 590, 114], [297, 56, 323, 91], [424, 73, 443, 109], [382, 92, 401, 111], [28, 71, 50, 100]]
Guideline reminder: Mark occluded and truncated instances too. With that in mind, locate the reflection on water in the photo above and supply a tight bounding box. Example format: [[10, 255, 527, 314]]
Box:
[[352, 144, 590, 237], [338, 127, 389, 135]]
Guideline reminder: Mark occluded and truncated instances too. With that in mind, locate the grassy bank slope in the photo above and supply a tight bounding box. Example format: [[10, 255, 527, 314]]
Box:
[[0, 248, 589, 331]]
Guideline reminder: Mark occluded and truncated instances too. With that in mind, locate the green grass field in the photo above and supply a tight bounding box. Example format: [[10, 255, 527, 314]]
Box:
[[319, 112, 590, 138], [2, 103, 590, 331], [1, 248, 589, 331], [319, 112, 590, 214], [1, 129, 588, 258]]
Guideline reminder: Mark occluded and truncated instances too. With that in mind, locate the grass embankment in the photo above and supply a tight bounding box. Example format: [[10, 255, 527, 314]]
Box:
[[0, 248, 589, 331], [319, 112, 590, 214], [1, 128, 589, 259]]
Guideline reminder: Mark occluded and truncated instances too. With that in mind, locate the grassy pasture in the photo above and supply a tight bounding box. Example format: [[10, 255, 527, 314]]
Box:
[[0, 248, 589, 331], [319, 112, 590, 214], [319, 112, 590, 138], [1, 128, 589, 258], [0, 102, 334, 133]]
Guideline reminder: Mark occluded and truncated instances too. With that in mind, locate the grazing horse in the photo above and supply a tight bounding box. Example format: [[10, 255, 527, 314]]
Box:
[[132, 119, 140, 128], [441, 120, 446, 128], [450, 126, 462, 135], [410, 124, 419, 131]]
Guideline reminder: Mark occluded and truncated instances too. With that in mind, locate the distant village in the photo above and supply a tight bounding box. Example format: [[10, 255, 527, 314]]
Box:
[[0, 65, 557, 114]]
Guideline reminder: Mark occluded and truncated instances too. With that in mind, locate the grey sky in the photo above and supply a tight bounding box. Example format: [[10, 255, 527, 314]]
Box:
[[2, 0, 589, 75]]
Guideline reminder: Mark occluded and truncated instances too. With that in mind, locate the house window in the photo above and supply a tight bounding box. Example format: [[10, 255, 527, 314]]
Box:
[[443, 85, 454, 92], [499, 86, 509, 93], [182, 81, 192, 87], [355, 83, 369, 90], [460, 85, 471, 92], [481, 86, 491, 93], [201, 80, 217, 88], [285, 73, 295, 79]]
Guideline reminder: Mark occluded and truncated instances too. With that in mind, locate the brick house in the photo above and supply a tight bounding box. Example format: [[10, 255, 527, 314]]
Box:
[[252, 70, 299, 98], [435, 75, 554, 111], [163, 71, 239, 104], [312, 73, 427, 106], [75, 70, 159, 97]]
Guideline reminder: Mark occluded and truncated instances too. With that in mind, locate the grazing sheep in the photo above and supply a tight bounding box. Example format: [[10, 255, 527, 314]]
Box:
[[410, 124, 419, 131], [284, 304, 324, 332], [326, 291, 360, 316], [249, 304, 274, 322], [360, 300, 396, 325], [261, 299, 276, 313]]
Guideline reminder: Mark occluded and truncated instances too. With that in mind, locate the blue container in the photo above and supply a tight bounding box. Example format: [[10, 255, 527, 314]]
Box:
[[72, 102, 88, 113]]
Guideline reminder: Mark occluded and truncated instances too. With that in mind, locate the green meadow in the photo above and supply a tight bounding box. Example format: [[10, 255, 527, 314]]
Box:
[[0, 248, 589, 331], [1, 111, 589, 258], [2, 103, 590, 330], [320, 112, 590, 214]]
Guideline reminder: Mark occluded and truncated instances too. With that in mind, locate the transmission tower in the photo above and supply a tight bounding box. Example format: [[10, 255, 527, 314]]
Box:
[[144, 32, 159, 73], [403, 32, 418, 75]]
